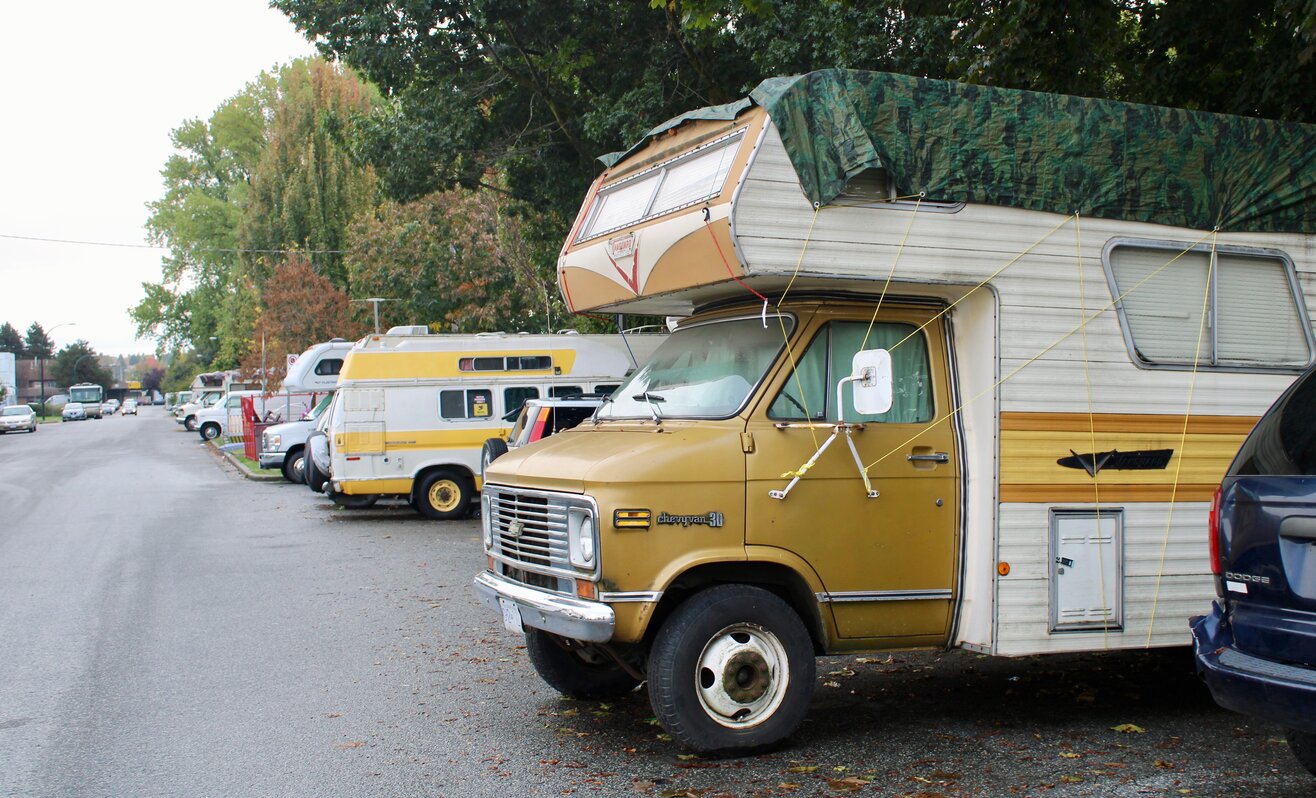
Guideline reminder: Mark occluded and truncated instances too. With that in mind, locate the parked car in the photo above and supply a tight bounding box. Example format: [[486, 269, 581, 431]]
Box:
[[1193, 363, 1316, 777], [479, 395, 607, 479], [0, 405, 37, 433], [103, 398, 120, 415], [122, 399, 138, 416], [258, 394, 334, 483], [61, 402, 86, 421]]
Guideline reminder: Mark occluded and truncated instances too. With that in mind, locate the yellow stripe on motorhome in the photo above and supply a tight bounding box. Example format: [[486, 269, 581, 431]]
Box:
[[999, 412, 1256, 504], [341, 349, 579, 381], [337, 426, 510, 454]]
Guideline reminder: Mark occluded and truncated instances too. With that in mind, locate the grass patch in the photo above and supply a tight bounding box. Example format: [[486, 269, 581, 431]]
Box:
[[233, 450, 281, 476]]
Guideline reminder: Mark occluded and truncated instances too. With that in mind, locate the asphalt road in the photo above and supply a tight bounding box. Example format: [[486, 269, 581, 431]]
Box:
[[1, 409, 1312, 798]]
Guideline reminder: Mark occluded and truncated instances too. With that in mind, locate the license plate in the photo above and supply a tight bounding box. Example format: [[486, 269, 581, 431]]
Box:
[[499, 598, 524, 634]]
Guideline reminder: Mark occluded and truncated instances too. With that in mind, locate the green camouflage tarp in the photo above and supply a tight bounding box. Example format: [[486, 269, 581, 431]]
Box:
[[749, 70, 1316, 233]]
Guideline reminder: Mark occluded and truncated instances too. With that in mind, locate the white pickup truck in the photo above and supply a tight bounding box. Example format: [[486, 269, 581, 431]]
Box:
[[257, 394, 333, 483]]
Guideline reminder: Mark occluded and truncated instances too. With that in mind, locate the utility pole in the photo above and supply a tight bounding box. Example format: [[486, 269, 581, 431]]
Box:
[[352, 298, 396, 334]]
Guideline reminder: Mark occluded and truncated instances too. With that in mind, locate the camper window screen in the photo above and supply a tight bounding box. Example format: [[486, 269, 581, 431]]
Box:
[[440, 388, 493, 419], [578, 130, 745, 242], [1107, 242, 1313, 370]]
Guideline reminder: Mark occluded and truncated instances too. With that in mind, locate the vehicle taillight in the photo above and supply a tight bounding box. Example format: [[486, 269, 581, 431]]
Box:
[[1209, 484, 1223, 576]]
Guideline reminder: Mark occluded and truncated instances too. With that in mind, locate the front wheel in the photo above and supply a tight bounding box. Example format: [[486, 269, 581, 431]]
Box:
[[199, 423, 221, 441], [525, 629, 641, 700], [281, 447, 306, 484], [414, 469, 473, 520], [647, 585, 815, 755], [184, 416, 198, 432], [1287, 730, 1316, 776], [305, 453, 328, 493]]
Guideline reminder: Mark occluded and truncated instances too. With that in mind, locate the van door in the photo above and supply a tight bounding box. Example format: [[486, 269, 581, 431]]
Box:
[[744, 309, 960, 644]]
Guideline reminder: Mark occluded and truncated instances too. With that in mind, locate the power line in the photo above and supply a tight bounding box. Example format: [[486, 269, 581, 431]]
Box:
[[0, 232, 347, 255]]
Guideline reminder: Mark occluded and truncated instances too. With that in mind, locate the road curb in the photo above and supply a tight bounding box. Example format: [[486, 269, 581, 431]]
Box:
[[204, 440, 284, 482]]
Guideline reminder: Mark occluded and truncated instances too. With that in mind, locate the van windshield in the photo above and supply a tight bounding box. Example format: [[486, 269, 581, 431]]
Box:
[[597, 316, 793, 420]]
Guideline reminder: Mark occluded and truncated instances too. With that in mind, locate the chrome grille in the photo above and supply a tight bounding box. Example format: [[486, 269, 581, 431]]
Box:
[[486, 486, 581, 589]]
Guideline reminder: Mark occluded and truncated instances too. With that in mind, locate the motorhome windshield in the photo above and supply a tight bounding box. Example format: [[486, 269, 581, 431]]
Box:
[[597, 316, 793, 420]]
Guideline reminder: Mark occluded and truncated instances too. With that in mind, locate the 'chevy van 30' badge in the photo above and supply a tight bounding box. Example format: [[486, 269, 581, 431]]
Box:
[[657, 512, 724, 528]]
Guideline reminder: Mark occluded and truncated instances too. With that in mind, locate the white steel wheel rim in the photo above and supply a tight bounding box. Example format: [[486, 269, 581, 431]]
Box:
[[694, 622, 790, 729], [291, 455, 305, 480]]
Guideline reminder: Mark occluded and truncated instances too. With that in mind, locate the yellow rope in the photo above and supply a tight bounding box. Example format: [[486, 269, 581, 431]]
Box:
[[1146, 230, 1218, 648], [861, 195, 923, 352], [1072, 215, 1111, 647], [776, 205, 823, 449], [862, 229, 1219, 473]]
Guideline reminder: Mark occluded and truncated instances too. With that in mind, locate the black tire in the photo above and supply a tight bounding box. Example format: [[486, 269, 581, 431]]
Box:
[[647, 585, 815, 755], [481, 438, 510, 481], [281, 447, 306, 484], [1287, 730, 1316, 776], [199, 423, 221, 441], [330, 492, 378, 510], [305, 451, 328, 493], [414, 469, 474, 520], [525, 628, 640, 700], [184, 415, 198, 432]]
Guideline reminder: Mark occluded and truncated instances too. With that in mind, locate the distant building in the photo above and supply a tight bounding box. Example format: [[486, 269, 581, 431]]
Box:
[[14, 358, 59, 406]]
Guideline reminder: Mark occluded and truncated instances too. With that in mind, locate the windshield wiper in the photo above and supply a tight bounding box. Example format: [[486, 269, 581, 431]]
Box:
[[632, 391, 665, 421]]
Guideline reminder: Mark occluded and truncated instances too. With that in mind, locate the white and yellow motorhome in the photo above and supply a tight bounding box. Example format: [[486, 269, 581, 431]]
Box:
[[328, 328, 663, 518], [474, 70, 1316, 752]]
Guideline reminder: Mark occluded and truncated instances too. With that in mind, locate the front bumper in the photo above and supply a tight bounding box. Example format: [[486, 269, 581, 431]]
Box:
[[472, 570, 614, 643], [258, 451, 285, 470], [1192, 602, 1316, 733]]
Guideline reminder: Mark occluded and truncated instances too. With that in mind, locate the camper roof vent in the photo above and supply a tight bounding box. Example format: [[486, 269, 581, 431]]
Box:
[[385, 325, 430, 336]]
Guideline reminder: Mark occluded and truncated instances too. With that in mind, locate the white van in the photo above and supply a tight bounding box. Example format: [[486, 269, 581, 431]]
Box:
[[328, 329, 662, 519]]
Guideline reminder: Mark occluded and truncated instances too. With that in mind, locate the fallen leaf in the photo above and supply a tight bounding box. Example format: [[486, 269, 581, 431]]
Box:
[[822, 680, 842, 688], [633, 780, 656, 793], [1111, 723, 1146, 734], [1059, 752, 1081, 759], [826, 777, 870, 792], [776, 784, 800, 791], [786, 765, 818, 774], [677, 754, 700, 761], [1155, 760, 1176, 769], [1061, 775, 1084, 784], [655, 733, 673, 742], [335, 741, 365, 750]]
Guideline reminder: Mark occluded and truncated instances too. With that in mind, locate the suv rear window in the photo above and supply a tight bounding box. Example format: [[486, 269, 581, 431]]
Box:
[[1231, 367, 1316, 476]]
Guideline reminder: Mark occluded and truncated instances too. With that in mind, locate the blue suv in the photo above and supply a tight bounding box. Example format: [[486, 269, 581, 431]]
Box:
[[1193, 365, 1316, 777]]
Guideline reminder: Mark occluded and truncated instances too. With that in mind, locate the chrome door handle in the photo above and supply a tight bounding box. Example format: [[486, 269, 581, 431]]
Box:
[[907, 452, 950, 464]]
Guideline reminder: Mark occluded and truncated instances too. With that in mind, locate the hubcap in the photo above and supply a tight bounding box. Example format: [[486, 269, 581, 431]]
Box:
[[291, 456, 305, 480], [695, 623, 789, 728], [428, 479, 461, 512]]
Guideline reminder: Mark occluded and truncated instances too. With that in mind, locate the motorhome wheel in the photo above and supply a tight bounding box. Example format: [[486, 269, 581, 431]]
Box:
[[415, 470, 473, 520], [282, 447, 306, 484], [525, 629, 640, 699], [647, 585, 814, 755], [330, 492, 378, 510]]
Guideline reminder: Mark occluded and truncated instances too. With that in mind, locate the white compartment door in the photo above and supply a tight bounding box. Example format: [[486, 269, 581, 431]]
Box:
[[1050, 510, 1123, 631]]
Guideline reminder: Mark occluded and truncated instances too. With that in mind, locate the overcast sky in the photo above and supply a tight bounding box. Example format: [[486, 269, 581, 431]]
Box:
[[0, 1, 317, 356]]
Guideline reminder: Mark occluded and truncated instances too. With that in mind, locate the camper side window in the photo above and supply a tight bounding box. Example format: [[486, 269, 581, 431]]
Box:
[[1107, 242, 1313, 370], [768, 321, 933, 424], [313, 358, 343, 376], [503, 387, 539, 420], [439, 388, 493, 420]]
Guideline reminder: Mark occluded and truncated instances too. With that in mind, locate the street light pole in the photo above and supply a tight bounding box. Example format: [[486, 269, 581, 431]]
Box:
[[37, 322, 75, 415], [352, 298, 396, 334]]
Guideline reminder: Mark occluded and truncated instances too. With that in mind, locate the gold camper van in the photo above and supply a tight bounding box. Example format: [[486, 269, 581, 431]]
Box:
[[473, 70, 1316, 753]]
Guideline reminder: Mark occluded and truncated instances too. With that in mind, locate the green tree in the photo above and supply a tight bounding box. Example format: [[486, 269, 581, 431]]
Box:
[[140, 366, 166, 397], [24, 323, 53, 359], [239, 59, 379, 287], [52, 341, 113, 390], [0, 322, 24, 354], [347, 187, 563, 333]]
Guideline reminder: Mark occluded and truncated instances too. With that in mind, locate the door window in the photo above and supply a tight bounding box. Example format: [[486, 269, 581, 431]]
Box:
[[769, 321, 933, 423]]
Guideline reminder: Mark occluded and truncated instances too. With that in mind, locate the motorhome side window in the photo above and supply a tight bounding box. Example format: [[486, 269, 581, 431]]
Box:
[[439, 388, 493, 420], [768, 321, 933, 423], [1106, 242, 1314, 370], [313, 358, 343, 376], [503, 387, 539, 420], [459, 356, 552, 371], [549, 385, 584, 398]]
